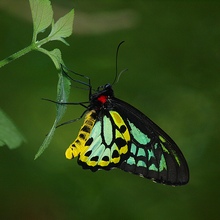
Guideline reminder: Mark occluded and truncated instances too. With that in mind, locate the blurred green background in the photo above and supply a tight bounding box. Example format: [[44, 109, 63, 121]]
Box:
[[0, 0, 220, 219]]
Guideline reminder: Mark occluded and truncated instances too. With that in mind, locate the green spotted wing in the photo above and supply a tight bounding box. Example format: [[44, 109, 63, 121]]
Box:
[[113, 97, 189, 185], [65, 84, 189, 186]]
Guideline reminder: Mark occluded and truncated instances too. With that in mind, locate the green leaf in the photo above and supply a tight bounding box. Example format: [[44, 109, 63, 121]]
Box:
[[0, 109, 25, 149], [49, 9, 74, 45], [34, 123, 56, 160], [34, 68, 71, 159], [29, 0, 53, 41], [38, 48, 63, 69], [56, 68, 71, 121]]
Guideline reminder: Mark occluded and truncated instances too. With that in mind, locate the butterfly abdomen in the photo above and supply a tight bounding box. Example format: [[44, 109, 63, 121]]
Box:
[[65, 110, 97, 159]]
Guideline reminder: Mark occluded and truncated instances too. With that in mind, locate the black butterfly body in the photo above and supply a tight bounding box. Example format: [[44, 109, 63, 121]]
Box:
[[65, 83, 189, 186]]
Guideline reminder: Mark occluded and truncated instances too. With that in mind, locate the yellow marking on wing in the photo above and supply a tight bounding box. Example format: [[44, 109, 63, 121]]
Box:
[[111, 155, 121, 164], [67, 110, 131, 169], [98, 160, 109, 166], [110, 111, 130, 157], [87, 160, 97, 166], [111, 111, 122, 123], [78, 153, 89, 162], [66, 147, 80, 159], [110, 111, 130, 143], [65, 110, 96, 160], [114, 129, 128, 154], [120, 146, 128, 154]]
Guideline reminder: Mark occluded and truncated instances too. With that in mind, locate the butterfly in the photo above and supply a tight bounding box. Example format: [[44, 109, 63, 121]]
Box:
[[63, 80, 189, 186], [63, 43, 189, 186]]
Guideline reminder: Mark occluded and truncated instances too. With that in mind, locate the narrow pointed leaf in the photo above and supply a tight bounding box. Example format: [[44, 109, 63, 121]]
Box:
[[34, 123, 56, 160], [56, 68, 71, 120], [35, 69, 71, 159]]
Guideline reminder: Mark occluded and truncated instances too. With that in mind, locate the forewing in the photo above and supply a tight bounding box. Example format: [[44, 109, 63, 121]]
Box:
[[113, 98, 189, 185]]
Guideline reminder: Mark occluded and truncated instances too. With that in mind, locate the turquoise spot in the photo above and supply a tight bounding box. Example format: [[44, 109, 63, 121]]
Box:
[[149, 164, 158, 171], [103, 115, 113, 145], [147, 149, 155, 160], [131, 143, 137, 155], [137, 160, 147, 167], [127, 157, 135, 165], [90, 144, 106, 160], [128, 120, 151, 144], [159, 154, 167, 171], [137, 148, 146, 157], [89, 135, 102, 150], [90, 121, 101, 138]]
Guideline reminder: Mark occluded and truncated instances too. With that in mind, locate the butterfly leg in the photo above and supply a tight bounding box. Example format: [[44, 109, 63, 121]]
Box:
[[56, 109, 88, 128]]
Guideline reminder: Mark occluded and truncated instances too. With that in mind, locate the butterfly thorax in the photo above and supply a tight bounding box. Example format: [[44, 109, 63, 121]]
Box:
[[88, 84, 114, 111]]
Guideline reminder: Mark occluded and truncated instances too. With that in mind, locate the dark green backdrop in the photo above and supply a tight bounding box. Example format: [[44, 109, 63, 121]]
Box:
[[0, 1, 219, 219]]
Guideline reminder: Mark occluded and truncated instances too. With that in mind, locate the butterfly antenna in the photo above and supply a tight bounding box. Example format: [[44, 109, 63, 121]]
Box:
[[112, 41, 125, 86], [61, 64, 93, 97], [116, 68, 128, 84]]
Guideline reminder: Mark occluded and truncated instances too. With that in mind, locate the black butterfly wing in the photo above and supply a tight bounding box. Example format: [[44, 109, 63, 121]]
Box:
[[65, 91, 189, 185], [112, 97, 189, 186]]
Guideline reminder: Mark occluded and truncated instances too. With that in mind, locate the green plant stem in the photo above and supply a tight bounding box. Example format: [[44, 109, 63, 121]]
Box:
[[0, 37, 52, 69], [0, 44, 34, 68]]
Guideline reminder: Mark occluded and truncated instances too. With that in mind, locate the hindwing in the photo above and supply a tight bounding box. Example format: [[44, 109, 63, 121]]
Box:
[[66, 110, 131, 170]]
